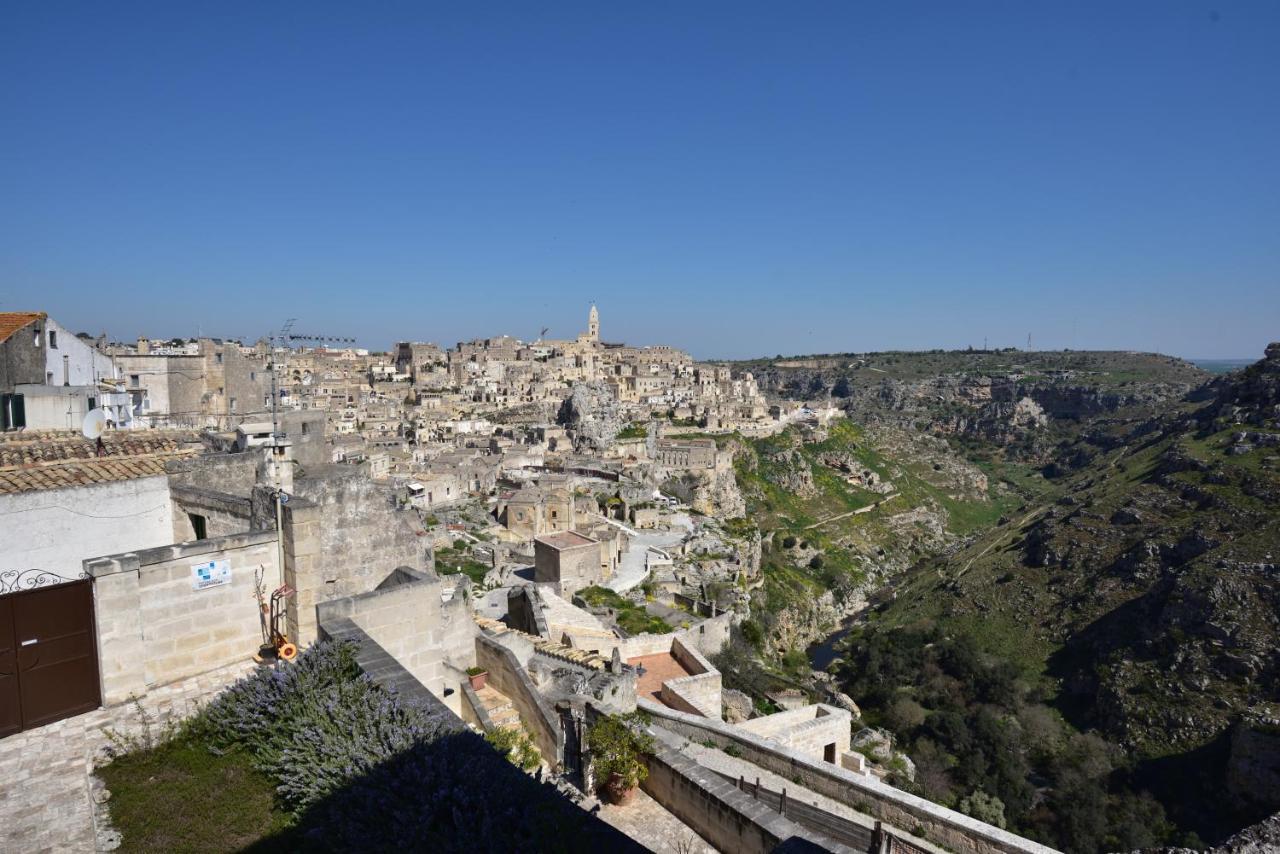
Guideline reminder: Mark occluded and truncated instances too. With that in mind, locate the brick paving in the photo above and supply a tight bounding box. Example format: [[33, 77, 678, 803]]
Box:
[[627, 652, 692, 704], [0, 660, 258, 853]]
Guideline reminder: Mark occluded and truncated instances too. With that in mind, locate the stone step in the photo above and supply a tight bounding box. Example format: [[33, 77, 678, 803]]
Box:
[[489, 706, 522, 728]]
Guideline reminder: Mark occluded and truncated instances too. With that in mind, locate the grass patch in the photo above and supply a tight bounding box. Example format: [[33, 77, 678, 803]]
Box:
[[98, 736, 290, 852], [579, 586, 672, 635]]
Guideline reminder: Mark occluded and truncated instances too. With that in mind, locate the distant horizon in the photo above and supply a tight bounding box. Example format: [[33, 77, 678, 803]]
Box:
[[47, 314, 1266, 365], [4, 4, 1278, 363]]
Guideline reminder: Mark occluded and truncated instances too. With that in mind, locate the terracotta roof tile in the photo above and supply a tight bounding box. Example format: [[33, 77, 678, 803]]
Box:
[[0, 312, 45, 344], [0, 429, 202, 496]]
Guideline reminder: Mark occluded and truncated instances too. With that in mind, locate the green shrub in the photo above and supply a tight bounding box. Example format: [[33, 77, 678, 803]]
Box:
[[485, 727, 541, 772], [587, 712, 654, 790]]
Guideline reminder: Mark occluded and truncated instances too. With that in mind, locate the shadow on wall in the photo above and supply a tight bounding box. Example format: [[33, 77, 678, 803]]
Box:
[[241, 728, 644, 854]]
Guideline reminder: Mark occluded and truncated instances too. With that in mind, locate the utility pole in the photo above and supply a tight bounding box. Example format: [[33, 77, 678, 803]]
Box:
[[267, 319, 295, 592]]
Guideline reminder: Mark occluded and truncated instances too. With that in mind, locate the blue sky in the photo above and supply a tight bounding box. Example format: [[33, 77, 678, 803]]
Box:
[[2, 2, 1277, 359]]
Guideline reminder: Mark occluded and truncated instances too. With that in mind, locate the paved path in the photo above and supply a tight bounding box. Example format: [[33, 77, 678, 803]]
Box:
[[607, 514, 692, 593], [594, 787, 716, 854], [0, 660, 257, 853]]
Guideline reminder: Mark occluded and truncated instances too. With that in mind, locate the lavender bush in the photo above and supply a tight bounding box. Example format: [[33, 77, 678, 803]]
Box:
[[186, 641, 635, 851], [196, 641, 439, 810]]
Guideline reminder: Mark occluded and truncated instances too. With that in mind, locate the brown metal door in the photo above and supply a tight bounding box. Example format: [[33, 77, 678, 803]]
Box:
[[0, 596, 20, 738], [3, 580, 101, 734]]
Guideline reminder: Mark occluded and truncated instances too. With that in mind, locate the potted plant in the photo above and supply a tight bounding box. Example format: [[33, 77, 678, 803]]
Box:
[[587, 712, 654, 805], [466, 665, 488, 690]]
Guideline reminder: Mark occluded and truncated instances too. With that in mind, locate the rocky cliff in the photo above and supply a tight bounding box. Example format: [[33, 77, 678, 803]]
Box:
[[556, 380, 623, 453]]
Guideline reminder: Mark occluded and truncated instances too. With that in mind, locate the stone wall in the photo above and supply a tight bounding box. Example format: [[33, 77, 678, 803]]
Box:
[[314, 568, 475, 703], [534, 536, 600, 596], [274, 469, 432, 644], [167, 452, 260, 497], [735, 704, 851, 763], [641, 737, 843, 853], [639, 700, 1058, 854], [475, 632, 563, 765], [170, 485, 251, 541], [661, 637, 722, 718], [86, 530, 278, 705]]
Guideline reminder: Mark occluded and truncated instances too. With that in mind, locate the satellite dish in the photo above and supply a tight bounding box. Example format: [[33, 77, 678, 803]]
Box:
[[82, 408, 108, 440]]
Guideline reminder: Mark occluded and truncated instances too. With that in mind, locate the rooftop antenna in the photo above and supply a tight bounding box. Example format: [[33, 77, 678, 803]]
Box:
[[268, 319, 296, 443], [539, 326, 550, 342], [1027, 333, 1032, 352]]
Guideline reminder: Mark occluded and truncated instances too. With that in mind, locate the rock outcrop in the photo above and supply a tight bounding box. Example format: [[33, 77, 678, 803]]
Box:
[[556, 381, 623, 453]]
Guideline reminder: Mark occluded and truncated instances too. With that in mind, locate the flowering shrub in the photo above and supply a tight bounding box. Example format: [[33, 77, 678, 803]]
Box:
[[197, 641, 441, 810], [177, 641, 631, 850]]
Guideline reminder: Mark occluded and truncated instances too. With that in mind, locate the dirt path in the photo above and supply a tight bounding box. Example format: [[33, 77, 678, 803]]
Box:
[[803, 493, 897, 530]]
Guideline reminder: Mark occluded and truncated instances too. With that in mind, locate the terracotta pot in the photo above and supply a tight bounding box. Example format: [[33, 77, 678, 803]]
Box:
[[468, 671, 488, 690], [601, 772, 637, 805]]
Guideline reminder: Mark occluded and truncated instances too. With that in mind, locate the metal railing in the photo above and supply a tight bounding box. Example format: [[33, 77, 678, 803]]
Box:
[[718, 771, 936, 854]]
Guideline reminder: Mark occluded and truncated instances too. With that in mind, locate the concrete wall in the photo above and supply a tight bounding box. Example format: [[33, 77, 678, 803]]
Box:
[[314, 569, 475, 703], [639, 700, 1058, 854], [12, 384, 97, 430], [44, 318, 117, 386], [1, 476, 174, 581], [86, 530, 278, 705]]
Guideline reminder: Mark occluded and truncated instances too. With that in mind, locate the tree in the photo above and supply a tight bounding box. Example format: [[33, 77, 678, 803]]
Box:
[[588, 712, 654, 795], [958, 789, 1007, 829]]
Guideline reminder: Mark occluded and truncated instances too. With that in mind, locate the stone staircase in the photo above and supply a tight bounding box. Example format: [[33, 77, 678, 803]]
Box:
[[473, 683, 521, 731]]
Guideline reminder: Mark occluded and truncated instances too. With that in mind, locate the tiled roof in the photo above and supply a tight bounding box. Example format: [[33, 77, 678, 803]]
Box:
[[0, 312, 44, 344], [0, 430, 201, 496], [474, 616, 609, 670]]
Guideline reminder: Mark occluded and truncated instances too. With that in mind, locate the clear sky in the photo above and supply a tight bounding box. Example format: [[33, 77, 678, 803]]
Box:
[[2, 2, 1277, 360]]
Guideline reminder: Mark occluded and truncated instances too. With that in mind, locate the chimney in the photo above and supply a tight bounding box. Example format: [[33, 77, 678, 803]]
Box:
[[136, 336, 150, 355]]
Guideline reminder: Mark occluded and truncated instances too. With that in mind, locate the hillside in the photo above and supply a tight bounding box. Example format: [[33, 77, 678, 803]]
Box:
[[720, 346, 1279, 853]]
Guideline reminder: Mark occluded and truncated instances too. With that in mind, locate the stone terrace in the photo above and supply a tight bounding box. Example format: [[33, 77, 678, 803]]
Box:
[[629, 651, 694, 705], [0, 660, 256, 853]]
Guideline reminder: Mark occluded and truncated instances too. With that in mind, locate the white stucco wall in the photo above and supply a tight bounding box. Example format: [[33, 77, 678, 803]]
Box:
[[44, 318, 118, 387], [0, 476, 175, 581]]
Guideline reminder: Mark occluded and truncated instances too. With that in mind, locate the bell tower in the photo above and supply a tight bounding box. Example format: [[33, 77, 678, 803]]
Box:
[[587, 304, 599, 342]]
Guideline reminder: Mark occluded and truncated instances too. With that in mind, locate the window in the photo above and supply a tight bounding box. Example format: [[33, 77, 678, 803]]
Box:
[[46, 371, 54, 384], [188, 513, 208, 540], [130, 374, 140, 386], [250, 371, 256, 381], [33, 327, 41, 347], [301, 422, 310, 435], [215, 352, 223, 364], [229, 397, 237, 413], [48, 330, 57, 348], [87, 397, 96, 410]]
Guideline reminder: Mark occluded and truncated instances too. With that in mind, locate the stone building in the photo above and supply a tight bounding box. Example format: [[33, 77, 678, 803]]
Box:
[[653, 438, 717, 470], [533, 530, 603, 596]]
